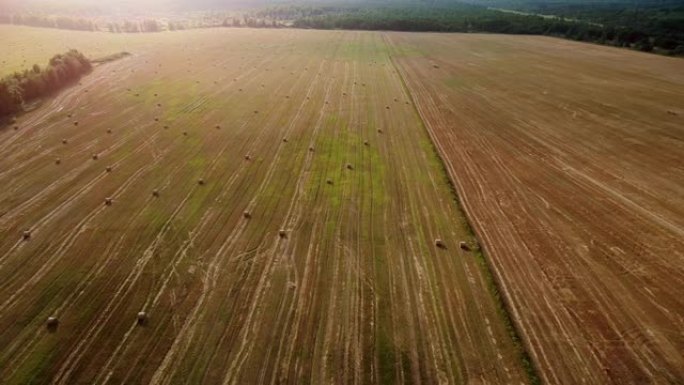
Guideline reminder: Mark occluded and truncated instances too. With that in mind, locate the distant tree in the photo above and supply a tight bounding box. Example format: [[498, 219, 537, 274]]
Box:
[[635, 38, 654, 52], [142, 19, 160, 32], [0, 50, 92, 118], [123, 20, 140, 33]]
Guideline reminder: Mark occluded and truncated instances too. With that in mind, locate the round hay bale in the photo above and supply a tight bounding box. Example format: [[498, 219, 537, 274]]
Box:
[[243, 211, 251, 219], [345, 163, 353, 170], [244, 155, 251, 161], [137, 311, 147, 326], [92, 154, 99, 160], [282, 138, 288, 143], [22, 230, 31, 240], [326, 179, 334, 185], [62, 139, 68, 144], [215, 125, 221, 129], [198, 178, 205, 185], [105, 166, 112, 173], [363, 140, 369, 146], [459, 241, 470, 251], [377, 129, 383, 134], [55, 158, 61, 165], [385, 106, 390, 110], [13, 125, 19, 131], [254, 110, 259, 114], [152, 190, 160, 197], [435, 239, 446, 249], [308, 146, 314, 152], [183, 131, 188, 136], [154, 118, 159, 122], [157, 103, 162, 107], [74, 121, 79, 126], [67, 114, 72, 118], [46, 317, 59, 331], [164, 125, 169, 129], [105, 198, 113, 206], [106, 129, 112, 134], [278, 229, 287, 238]]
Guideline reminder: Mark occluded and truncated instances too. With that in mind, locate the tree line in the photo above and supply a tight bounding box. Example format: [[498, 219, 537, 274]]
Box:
[[106, 19, 163, 33], [470, 0, 684, 53], [0, 14, 96, 31], [1, 50, 92, 118], [283, 3, 683, 55], [0, 12, 285, 33], [0, 14, 166, 33]]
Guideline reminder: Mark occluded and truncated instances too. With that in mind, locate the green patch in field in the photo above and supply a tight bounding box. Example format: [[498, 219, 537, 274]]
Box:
[[10, 337, 58, 384], [310, 117, 366, 211], [444, 75, 470, 90], [376, 330, 397, 384], [339, 41, 377, 63], [390, 42, 425, 59]]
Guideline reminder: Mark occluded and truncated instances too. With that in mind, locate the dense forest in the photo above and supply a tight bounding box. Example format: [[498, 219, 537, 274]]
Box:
[[0, 50, 92, 119], [254, 1, 679, 55], [470, 0, 684, 52]]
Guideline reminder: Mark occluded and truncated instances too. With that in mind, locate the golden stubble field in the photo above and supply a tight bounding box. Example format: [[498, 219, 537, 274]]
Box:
[[387, 32, 684, 385], [1, 25, 682, 385], [0, 27, 531, 384]]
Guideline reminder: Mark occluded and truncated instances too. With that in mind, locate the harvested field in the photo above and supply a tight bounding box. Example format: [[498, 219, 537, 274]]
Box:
[[387, 33, 684, 384], [0, 28, 531, 384], [0, 25, 159, 76]]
